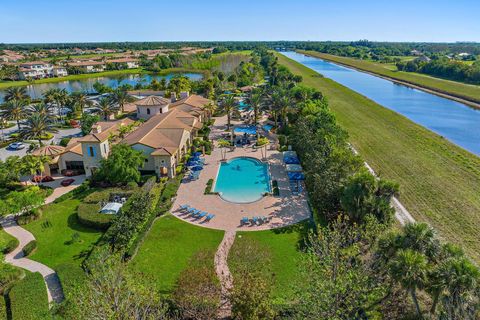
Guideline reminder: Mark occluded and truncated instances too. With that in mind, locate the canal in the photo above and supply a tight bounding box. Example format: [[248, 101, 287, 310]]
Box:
[[282, 51, 480, 155]]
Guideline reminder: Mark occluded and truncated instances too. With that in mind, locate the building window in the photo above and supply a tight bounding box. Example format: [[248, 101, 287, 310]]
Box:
[[147, 108, 151, 115], [103, 144, 107, 154], [88, 146, 95, 157]]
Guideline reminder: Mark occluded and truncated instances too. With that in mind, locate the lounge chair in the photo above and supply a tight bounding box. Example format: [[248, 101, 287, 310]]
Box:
[[197, 211, 208, 219], [250, 216, 258, 225], [241, 217, 249, 225], [187, 207, 197, 214], [205, 214, 215, 222], [179, 204, 190, 211], [191, 209, 201, 217]]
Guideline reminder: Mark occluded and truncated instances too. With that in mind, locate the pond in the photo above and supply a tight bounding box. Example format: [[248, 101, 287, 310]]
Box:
[[282, 51, 480, 156], [0, 72, 203, 102]]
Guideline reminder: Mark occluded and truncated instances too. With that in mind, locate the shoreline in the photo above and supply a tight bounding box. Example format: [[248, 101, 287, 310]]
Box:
[[298, 51, 480, 110], [0, 67, 208, 90]]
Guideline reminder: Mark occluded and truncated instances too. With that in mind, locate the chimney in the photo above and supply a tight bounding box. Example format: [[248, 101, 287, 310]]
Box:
[[92, 124, 102, 134], [171, 92, 177, 102], [180, 91, 190, 99]]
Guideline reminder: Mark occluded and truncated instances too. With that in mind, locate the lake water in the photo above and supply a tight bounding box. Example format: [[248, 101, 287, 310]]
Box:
[[282, 51, 480, 156], [0, 72, 203, 102]]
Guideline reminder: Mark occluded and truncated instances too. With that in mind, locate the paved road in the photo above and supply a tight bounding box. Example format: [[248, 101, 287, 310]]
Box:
[[0, 126, 81, 161]]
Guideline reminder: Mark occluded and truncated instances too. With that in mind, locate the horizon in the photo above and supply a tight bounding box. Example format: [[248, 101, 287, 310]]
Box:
[[1, 0, 479, 43]]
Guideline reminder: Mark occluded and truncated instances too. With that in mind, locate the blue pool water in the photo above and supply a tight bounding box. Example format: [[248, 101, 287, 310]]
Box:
[[214, 157, 270, 203], [263, 124, 273, 132], [238, 101, 252, 111], [234, 125, 257, 135]]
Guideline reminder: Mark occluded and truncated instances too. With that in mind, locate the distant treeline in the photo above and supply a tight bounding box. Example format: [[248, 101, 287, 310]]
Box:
[[2, 40, 480, 56], [397, 58, 480, 84]]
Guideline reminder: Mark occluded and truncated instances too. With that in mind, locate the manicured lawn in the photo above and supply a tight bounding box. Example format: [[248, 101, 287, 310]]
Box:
[[229, 222, 310, 301], [298, 50, 480, 104], [129, 215, 224, 294], [277, 52, 480, 262], [23, 198, 103, 280], [8, 272, 49, 320], [0, 228, 17, 253]]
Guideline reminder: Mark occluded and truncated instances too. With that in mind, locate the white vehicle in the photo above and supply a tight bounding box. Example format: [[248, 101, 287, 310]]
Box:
[[8, 142, 25, 150]]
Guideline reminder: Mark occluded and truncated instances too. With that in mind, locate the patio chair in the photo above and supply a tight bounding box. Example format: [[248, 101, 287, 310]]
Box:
[[197, 211, 208, 219], [179, 204, 190, 211], [241, 217, 249, 225], [250, 216, 258, 225], [191, 209, 201, 217], [187, 207, 197, 214], [205, 214, 215, 222]]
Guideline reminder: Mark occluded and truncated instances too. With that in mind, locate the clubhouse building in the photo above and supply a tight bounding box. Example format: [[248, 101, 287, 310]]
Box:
[[37, 93, 212, 178]]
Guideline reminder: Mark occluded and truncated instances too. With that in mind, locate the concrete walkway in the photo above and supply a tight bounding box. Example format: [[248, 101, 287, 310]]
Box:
[[215, 230, 236, 319], [0, 216, 64, 305]]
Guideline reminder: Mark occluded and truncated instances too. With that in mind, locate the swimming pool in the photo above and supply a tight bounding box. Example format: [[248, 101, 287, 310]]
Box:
[[234, 125, 257, 135], [214, 157, 271, 203]]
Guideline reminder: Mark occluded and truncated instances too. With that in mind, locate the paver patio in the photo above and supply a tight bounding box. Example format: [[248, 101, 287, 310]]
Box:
[[172, 116, 311, 231]]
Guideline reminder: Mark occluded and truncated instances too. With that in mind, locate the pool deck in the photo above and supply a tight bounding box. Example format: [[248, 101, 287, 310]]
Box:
[[172, 115, 311, 231]]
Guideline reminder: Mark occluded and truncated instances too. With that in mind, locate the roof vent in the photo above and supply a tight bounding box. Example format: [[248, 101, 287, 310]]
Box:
[[171, 92, 177, 102]]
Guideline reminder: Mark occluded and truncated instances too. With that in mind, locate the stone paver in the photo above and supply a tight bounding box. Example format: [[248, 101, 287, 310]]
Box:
[[215, 230, 235, 319], [172, 116, 311, 232], [0, 216, 64, 304]]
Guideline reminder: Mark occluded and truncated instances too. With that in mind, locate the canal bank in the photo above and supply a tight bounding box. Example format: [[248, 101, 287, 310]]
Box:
[[298, 50, 480, 108], [276, 52, 480, 263]]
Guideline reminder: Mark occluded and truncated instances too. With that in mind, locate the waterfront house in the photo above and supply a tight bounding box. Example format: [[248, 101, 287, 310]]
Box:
[[18, 61, 53, 79], [107, 58, 139, 69], [68, 60, 106, 73]]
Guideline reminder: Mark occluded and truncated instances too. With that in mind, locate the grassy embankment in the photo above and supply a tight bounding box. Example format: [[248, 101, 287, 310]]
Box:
[[130, 215, 224, 294], [297, 50, 480, 105], [276, 52, 480, 262], [0, 67, 208, 90]]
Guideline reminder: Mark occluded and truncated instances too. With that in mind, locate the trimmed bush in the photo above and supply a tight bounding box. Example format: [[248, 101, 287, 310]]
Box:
[[161, 180, 181, 201], [22, 240, 37, 256], [272, 180, 280, 196], [53, 180, 90, 203], [77, 203, 114, 230], [0, 262, 23, 294], [55, 263, 86, 297], [9, 272, 49, 320], [2, 238, 19, 254], [0, 295, 6, 320], [278, 134, 287, 146]]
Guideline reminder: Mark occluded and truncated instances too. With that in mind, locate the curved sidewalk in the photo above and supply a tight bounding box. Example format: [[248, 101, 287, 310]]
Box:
[[1, 216, 64, 305]]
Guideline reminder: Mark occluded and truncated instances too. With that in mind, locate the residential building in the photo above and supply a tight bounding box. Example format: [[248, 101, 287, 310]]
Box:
[[68, 61, 106, 73], [107, 58, 139, 69], [18, 61, 53, 79]]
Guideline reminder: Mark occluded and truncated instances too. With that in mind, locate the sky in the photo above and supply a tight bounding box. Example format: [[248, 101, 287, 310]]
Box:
[[1, 0, 479, 43]]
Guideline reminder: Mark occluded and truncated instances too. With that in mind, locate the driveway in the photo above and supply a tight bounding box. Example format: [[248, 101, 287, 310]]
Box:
[[0, 127, 81, 161]]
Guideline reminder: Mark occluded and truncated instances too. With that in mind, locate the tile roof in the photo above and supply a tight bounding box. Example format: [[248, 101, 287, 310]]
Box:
[[79, 118, 134, 143], [135, 95, 171, 107]]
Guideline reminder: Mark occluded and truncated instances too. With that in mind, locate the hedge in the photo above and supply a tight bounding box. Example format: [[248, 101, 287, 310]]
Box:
[[22, 240, 37, 256], [0, 262, 23, 294], [53, 180, 90, 203], [0, 295, 6, 320], [9, 272, 49, 320], [77, 203, 114, 230], [2, 238, 19, 254], [55, 262, 86, 297]]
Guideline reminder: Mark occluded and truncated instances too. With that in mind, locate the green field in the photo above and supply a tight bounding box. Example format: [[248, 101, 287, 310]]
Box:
[[298, 50, 480, 105], [23, 198, 103, 289], [129, 215, 224, 294], [276, 52, 480, 262], [229, 222, 310, 301]]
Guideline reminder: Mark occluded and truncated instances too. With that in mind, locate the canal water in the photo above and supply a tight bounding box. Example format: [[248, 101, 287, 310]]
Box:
[[0, 72, 203, 102], [282, 51, 480, 156]]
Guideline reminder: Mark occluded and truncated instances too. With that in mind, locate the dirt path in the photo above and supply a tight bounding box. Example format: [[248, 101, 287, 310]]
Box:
[[215, 230, 236, 319], [1, 216, 64, 305]]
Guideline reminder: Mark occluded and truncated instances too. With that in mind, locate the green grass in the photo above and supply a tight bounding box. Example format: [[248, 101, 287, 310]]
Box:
[[230, 222, 310, 301], [0, 67, 208, 89], [0, 229, 17, 253], [277, 52, 480, 262], [129, 215, 224, 294], [8, 272, 49, 320], [0, 295, 6, 320], [298, 50, 480, 105]]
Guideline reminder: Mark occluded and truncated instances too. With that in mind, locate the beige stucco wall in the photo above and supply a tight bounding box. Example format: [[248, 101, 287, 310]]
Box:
[[81, 141, 109, 176], [58, 152, 84, 171], [131, 144, 156, 171]]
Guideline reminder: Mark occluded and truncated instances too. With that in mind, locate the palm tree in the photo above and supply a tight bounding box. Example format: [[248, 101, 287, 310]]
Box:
[[222, 95, 236, 130], [4, 86, 29, 102], [43, 88, 69, 122], [389, 249, 428, 318], [26, 103, 54, 121], [402, 223, 440, 260], [21, 155, 44, 185], [96, 97, 118, 121], [1, 100, 26, 130], [217, 139, 230, 160], [19, 113, 58, 146], [71, 91, 93, 115], [110, 89, 134, 114], [248, 91, 262, 130]]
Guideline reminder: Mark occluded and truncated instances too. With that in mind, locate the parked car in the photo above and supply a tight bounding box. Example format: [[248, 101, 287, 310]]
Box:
[[8, 142, 25, 150], [61, 178, 75, 186], [61, 169, 83, 176], [31, 175, 54, 183]]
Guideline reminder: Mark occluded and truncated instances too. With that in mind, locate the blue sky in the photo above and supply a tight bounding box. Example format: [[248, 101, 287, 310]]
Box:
[[1, 0, 479, 43]]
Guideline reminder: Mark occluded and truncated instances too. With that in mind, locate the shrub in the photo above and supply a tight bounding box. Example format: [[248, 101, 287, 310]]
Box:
[[278, 134, 287, 146], [0, 262, 23, 294], [9, 272, 49, 320], [204, 179, 216, 195], [2, 238, 19, 254], [59, 137, 71, 147], [22, 240, 37, 256], [126, 181, 138, 189], [161, 180, 180, 201], [53, 180, 90, 203], [272, 180, 280, 196], [77, 203, 114, 230], [55, 262, 86, 297], [0, 295, 6, 320]]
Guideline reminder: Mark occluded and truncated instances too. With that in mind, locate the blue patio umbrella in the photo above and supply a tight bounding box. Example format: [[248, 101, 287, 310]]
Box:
[[284, 156, 300, 164], [192, 166, 203, 171], [193, 151, 202, 157], [287, 172, 305, 180]]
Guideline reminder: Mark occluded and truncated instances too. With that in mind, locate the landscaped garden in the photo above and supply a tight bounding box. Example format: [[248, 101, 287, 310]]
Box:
[[129, 214, 224, 293]]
